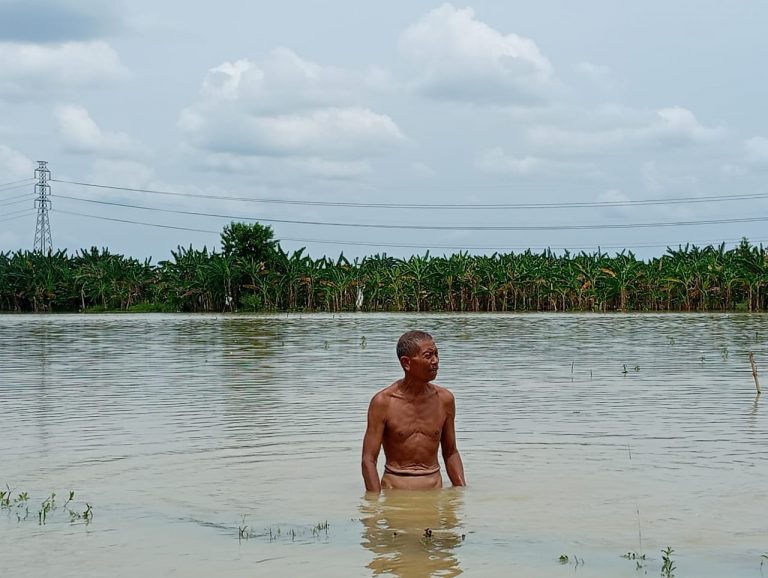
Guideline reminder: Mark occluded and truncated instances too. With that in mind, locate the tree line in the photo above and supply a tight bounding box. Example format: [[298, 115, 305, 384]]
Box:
[[1, 222, 766, 313]]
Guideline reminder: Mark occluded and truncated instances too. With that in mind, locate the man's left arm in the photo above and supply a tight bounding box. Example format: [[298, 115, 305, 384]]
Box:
[[441, 390, 466, 486]]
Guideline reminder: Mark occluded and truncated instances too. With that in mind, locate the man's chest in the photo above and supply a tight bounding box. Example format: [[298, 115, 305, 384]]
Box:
[[385, 398, 445, 441]]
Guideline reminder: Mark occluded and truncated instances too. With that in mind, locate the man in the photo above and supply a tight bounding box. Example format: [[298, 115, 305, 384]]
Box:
[[361, 331, 466, 491]]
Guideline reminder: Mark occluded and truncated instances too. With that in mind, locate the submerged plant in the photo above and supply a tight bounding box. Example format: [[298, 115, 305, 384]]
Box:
[[622, 551, 646, 571], [661, 546, 675, 577], [82, 504, 93, 524], [238, 514, 249, 541], [557, 554, 583, 566]]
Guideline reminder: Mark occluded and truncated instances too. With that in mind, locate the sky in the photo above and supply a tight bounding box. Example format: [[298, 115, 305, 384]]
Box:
[[1, 0, 768, 261]]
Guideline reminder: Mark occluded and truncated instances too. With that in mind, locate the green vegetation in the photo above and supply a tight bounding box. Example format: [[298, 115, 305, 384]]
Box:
[[1, 222, 767, 313], [621, 551, 647, 571], [661, 546, 676, 577], [0, 487, 91, 526]]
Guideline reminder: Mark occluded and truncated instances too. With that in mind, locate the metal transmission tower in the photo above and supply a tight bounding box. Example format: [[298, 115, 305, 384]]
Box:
[[33, 161, 52, 253]]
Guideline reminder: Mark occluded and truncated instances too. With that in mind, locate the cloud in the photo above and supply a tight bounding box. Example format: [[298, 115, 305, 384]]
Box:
[[0, 41, 128, 100], [745, 136, 768, 165], [180, 106, 404, 158], [529, 106, 724, 155], [180, 50, 406, 174], [195, 49, 394, 115], [0, 0, 121, 43], [474, 147, 596, 177], [0, 143, 35, 178], [576, 61, 611, 80], [198, 152, 373, 180], [474, 149, 544, 175], [398, 3, 555, 104], [81, 159, 155, 189], [54, 105, 145, 158]]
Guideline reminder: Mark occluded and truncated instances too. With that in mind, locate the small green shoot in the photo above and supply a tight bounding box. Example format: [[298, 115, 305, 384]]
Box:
[[661, 546, 675, 577], [238, 514, 249, 541], [82, 504, 93, 524]]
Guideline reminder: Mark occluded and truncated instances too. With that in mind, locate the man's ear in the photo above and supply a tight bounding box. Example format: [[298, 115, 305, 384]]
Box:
[[399, 355, 411, 372]]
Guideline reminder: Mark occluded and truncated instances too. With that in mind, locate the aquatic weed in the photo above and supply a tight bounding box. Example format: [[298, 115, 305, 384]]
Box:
[[238, 514, 249, 541], [661, 546, 675, 577], [621, 551, 646, 571]]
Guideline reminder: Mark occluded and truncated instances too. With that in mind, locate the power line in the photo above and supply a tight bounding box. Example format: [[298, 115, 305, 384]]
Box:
[[54, 209, 221, 234], [0, 195, 34, 208], [0, 178, 34, 189], [0, 182, 35, 195], [51, 177, 768, 210], [55, 193, 768, 231], [54, 208, 765, 252], [0, 209, 35, 224]]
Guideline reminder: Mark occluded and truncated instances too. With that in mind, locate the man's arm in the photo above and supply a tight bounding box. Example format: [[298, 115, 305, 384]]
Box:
[[441, 390, 466, 487], [361, 393, 387, 492]]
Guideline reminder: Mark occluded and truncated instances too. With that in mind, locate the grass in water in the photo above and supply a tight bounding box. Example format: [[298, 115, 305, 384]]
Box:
[[661, 546, 676, 577], [621, 551, 647, 571]]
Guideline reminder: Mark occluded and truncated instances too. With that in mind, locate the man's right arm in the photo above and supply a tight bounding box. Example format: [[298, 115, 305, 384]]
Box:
[[361, 393, 387, 492]]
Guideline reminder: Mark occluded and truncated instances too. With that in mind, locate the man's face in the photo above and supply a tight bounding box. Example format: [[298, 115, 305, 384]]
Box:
[[402, 339, 439, 382]]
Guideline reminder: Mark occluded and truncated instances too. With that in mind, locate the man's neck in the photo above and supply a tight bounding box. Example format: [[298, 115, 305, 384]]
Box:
[[397, 375, 432, 397]]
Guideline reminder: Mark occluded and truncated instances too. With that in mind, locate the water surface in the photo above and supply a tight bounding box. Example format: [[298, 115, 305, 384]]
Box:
[[1, 313, 766, 577]]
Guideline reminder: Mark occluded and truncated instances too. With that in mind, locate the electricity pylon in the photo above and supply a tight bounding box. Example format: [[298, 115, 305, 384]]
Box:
[[33, 161, 52, 253]]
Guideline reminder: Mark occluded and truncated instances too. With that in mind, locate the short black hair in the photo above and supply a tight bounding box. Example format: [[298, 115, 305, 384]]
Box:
[[396, 330, 434, 359]]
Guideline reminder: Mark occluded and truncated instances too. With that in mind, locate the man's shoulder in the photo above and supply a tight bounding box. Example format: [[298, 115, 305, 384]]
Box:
[[369, 382, 400, 405], [433, 383, 455, 399], [434, 384, 456, 408]]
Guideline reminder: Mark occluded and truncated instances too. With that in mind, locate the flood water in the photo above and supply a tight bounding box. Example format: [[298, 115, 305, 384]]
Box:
[[1, 313, 766, 577]]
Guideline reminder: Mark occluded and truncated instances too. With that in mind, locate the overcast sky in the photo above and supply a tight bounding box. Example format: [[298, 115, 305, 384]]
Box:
[[1, 0, 768, 261]]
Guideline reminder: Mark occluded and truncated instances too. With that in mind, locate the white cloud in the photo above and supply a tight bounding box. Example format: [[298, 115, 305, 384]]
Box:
[[474, 147, 597, 177], [474, 149, 544, 175], [83, 159, 156, 190], [398, 3, 555, 104], [0, 144, 35, 178], [180, 106, 404, 158], [194, 150, 373, 180], [54, 105, 145, 158], [577, 61, 611, 80], [720, 163, 746, 177], [745, 136, 768, 165], [195, 48, 393, 115], [410, 162, 436, 178], [180, 50, 406, 175], [0, 41, 128, 100], [529, 106, 724, 155]]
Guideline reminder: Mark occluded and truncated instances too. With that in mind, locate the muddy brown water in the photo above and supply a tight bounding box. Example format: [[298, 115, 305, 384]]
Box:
[[1, 313, 766, 577]]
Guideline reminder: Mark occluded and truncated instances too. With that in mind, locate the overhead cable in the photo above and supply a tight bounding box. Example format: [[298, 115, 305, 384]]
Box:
[[51, 177, 768, 210], [0, 182, 35, 195], [0, 209, 35, 224], [55, 209, 765, 252], [55, 193, 768, 231], [0, 178, 35, 189], [0, 196, 34, 208]]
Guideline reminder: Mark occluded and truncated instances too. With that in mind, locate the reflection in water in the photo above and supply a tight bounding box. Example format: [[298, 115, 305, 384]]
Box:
[[360, 488, 465, 578]]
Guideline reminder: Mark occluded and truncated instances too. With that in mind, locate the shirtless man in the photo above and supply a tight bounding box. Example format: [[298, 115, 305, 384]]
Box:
[[361, 331, 466, 491]]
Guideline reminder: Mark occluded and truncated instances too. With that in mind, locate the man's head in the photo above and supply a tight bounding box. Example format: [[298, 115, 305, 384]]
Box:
[[396, 330, 433, 359], [397, 330, 439, 381]]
